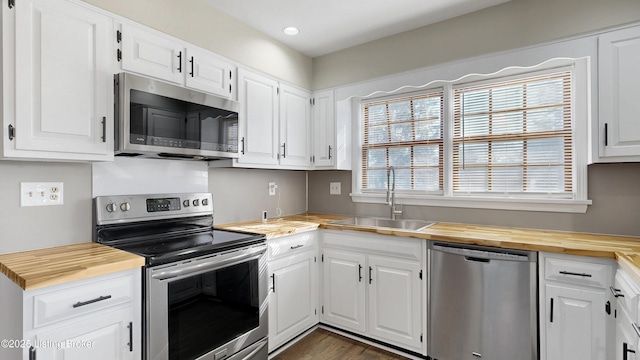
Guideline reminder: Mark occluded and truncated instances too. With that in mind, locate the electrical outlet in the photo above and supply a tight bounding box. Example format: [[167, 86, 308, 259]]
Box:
[[21, 182, 64, 206], [330, 182, 341, 195], [268, 182, 277, 196]]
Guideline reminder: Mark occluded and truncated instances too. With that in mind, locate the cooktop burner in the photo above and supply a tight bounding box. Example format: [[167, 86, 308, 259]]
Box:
[[99, 228, 264, 266]]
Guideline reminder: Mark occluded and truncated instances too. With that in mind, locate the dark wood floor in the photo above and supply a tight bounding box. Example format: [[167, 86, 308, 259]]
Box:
[[272, 329, 410, 360]]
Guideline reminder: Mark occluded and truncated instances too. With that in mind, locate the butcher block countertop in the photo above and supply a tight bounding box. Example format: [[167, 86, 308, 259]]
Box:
[[0, 242, 145, 291], [219, 213, 640, 282]]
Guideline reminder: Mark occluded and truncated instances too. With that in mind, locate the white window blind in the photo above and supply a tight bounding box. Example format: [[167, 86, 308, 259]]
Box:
[[362, 92, 443, 192], [452, 70, 573, 196]]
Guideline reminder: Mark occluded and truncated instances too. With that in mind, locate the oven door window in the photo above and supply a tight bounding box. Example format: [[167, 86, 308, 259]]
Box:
[[168, 259, 260, 360]]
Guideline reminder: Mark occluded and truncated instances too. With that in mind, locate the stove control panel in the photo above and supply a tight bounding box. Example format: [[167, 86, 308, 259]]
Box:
[[146, 197, 181, 212], [95, 193, 213, 225]]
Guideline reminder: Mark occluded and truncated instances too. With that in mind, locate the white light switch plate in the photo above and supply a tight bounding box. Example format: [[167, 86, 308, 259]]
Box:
[[20, 182, 64, 206], [330, 182, 341, 195]]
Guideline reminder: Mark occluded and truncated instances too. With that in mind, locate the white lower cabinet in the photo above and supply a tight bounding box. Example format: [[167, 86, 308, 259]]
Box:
[[321, 230, 425, 355], [539, 252, 615, 360], [367, 255, 422, 349], [613, 268, 640, 360], [31, 307, 134, 360], [267, 232, 319, 352], [322, 248, 366, 333], [617, 307, 639, 360], [0, 269, 141, 360]]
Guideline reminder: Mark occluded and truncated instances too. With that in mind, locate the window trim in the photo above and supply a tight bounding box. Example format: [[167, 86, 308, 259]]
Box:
[[351, 57, 591, 213]]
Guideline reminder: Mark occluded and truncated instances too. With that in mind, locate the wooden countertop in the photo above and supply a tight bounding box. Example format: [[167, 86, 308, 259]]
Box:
[[219, 213, 640, 281], [0, 242, 145, 291]]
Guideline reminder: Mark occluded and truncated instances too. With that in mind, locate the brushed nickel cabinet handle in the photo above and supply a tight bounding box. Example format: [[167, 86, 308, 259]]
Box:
[[73, 295, 112, 308]]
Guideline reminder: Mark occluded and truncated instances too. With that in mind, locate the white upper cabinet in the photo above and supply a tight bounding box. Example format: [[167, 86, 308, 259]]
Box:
[[223, 67, 311, 169], [118, 23, 235, 99], [279, 85, 311, 167], [236, 68, 280, 166], [119, 23, 183, 85], [597, 26, 640, 162], [311, 90, 335, 168], [1, 0, 114, 161], [185, 47, 234, 99]]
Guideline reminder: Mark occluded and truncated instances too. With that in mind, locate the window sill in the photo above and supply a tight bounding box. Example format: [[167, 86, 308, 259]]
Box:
[[350, 193, 591, 213]]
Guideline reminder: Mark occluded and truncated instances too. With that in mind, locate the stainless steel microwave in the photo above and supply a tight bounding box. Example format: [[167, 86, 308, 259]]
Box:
[[114, 72, 240, 160]]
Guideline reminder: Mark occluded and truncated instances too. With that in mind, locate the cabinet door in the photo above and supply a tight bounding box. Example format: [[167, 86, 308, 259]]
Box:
[[268, 250, 318, 351], [311, 90, 335, 168], [120, 23, 183, 85], [368, 255, 422, 350], [12, 0, 113, 159], [322, 248, 366, 333], [236, 69, 279, 166], [279, 85, 311, 168], [616, 308, 639, 360], [598, 26, 640, 159], [185, 47, 234, 99], [544, 284, 608, 360], [32, 307, 136, 360]]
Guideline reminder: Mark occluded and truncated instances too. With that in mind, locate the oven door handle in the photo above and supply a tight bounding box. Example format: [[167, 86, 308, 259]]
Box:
[[151, 246, 265, 281]]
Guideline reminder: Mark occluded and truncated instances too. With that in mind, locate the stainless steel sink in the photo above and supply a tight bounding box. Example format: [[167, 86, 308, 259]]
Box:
[[329, 217, 436, 232]]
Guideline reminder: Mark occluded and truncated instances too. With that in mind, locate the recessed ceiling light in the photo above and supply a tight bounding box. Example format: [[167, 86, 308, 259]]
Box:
[[283, 26, 299, 36]]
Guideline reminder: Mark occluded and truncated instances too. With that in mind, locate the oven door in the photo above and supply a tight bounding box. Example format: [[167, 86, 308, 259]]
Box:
[[146, 244, 268, 360]]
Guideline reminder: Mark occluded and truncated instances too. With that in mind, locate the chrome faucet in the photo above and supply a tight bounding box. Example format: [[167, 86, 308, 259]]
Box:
[[386, 166, 402, 220]]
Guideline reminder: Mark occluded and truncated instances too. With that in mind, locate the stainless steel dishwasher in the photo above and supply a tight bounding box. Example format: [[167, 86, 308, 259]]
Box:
[[428, 242, 538, 360]]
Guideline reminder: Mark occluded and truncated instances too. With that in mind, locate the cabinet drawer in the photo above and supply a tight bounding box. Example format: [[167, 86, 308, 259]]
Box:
[[545, 256, 612, 288], [32, 273, 135, 328], [614, 270, 640, 319], [268, 232, 316, 260]]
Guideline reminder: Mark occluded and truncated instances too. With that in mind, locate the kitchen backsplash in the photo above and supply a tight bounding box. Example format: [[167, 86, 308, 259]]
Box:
[[92, 158, 208, 197], [2, 160, 640, 255], [307, 163, 640, 237]]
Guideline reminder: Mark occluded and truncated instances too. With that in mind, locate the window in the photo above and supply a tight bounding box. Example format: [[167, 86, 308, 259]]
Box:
[[354, 57, 590, 213], [361, 91, 443, 193], [452, 70, 573, 197]]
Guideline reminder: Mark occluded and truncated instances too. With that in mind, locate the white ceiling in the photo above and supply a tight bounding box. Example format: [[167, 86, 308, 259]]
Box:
[[204, 0, 511, 57]]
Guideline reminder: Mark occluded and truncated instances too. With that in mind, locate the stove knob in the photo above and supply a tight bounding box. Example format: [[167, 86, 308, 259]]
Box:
[[105, 203, 117, 213], [193, 199, 200, 206], [183, 200, 190, 207], [202, 198, 209, 206], [120, 202, 131, 212]]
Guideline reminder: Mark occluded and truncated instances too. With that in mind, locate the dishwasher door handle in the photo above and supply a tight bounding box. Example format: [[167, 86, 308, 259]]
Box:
[[432, 244, 531, 262]]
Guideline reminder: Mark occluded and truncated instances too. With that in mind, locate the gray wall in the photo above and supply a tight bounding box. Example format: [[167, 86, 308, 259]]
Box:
[[208, 168, 307, 224], [308, 163, 640, 237], [312, 0, 640, 89], [0, 162, 92, 254]]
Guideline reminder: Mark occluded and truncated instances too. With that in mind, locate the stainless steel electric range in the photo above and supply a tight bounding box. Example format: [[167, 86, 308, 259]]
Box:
[[94, 193, 268, 360]]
